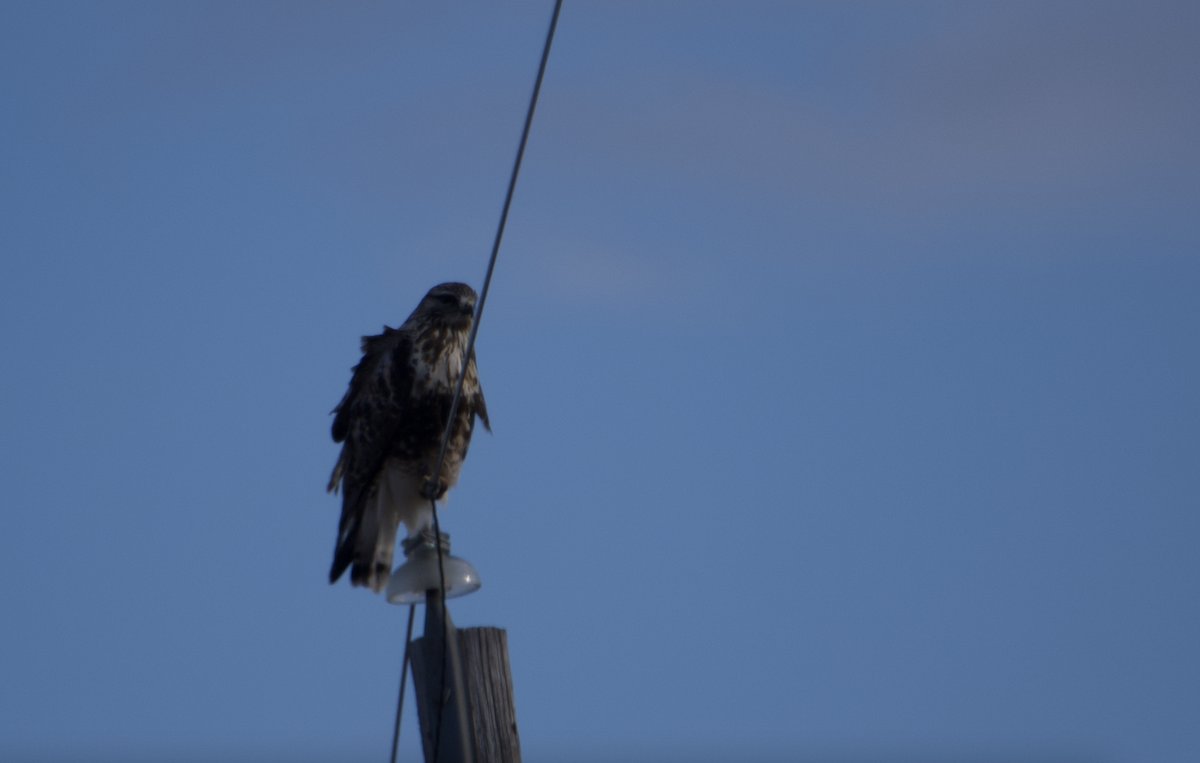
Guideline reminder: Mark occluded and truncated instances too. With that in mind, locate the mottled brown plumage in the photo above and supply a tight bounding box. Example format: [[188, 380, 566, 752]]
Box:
[[328, 283, 489, 592]]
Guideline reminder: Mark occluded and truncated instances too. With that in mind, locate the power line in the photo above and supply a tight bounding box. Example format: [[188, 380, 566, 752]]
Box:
[[428, 0, 563, 491], [389, 604, 417, 763], [394, 2, 564, 761]]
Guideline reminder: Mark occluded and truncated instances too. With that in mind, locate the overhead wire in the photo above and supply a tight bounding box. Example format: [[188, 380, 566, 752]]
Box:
[[389, 604, 417, 763], [391, 1, 563, 760]]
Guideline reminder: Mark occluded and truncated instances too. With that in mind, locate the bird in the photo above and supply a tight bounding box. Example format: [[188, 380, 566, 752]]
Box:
[[327, 282, 490, 593]]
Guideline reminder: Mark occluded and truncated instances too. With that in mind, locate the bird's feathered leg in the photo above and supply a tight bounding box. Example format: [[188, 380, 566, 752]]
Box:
[[385, 465, 434, 540]]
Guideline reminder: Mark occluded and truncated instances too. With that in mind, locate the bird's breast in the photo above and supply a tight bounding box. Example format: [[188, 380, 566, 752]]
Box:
[[411, 331, 469, 395]]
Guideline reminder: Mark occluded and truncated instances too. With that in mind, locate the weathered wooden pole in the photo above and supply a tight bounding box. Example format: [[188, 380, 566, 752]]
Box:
[[457, 627, 521, 763]]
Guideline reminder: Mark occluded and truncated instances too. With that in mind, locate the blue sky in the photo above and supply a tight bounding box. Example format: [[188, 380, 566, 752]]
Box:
[[1, 2, 1198, 762]]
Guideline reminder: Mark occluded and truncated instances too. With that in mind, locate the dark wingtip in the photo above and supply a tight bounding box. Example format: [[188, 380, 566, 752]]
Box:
[[329, 561, 346, 585], [329, 543, 353, 585]]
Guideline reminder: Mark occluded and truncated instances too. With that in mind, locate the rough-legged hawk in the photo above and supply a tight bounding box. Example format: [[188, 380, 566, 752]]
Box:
[[327, 282, 490, 592]]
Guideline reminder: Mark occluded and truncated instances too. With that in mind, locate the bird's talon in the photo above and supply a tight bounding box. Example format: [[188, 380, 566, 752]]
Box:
[[420, 477, 447, 501]]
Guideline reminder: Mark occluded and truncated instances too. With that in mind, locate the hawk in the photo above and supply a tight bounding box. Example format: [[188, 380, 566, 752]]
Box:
[[327, 282, 490, 592]]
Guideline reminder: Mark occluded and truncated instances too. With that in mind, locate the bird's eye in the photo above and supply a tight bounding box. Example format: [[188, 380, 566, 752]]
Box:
[[436, 294, 458, 306]]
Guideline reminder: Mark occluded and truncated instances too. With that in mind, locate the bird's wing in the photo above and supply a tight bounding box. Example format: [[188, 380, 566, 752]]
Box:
[[468, 347, 490, 433], [328, 328, 413, 583]]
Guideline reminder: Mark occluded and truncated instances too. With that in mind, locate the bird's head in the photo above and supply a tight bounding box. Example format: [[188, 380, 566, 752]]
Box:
[[417, 282, 478, 330]]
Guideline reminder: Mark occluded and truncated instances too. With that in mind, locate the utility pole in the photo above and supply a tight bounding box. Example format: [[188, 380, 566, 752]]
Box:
[[455, 627, 520, 763], [389, 531, 522, 763]]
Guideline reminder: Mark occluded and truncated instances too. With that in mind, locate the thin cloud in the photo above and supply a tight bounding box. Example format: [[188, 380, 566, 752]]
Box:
[[518, 234, 678, 302], [532, 2, 1200, 238]]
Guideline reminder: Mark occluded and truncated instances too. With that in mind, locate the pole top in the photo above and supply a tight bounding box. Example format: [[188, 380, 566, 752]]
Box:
[[385, 529, 482, 605]]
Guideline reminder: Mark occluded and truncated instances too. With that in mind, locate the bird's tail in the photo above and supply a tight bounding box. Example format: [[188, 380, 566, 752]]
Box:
[[353, 503, 401, 594], [329, 481, 402, 594]]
